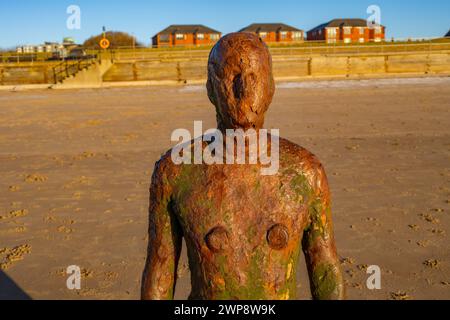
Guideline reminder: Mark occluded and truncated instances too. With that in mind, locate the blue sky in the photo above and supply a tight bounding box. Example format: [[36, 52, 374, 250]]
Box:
[[0, 0, 448, 48]]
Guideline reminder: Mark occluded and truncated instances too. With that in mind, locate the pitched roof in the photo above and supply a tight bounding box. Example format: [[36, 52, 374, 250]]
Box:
[[239, 23, 303, 33], [308, 18, 382, 33], [446, 29, 450, 37], [156, 25, 221, 35]]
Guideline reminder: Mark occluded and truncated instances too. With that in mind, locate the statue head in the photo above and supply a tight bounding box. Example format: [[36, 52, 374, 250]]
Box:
[[207, 32, 275, 131]]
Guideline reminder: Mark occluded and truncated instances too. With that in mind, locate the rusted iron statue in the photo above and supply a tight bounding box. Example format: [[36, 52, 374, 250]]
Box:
[[141, 32, 345, 300]]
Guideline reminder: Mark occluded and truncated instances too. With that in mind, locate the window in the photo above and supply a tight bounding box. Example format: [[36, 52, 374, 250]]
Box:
[[327, 39, 337, 44], [374, 37, 381, 42], [375, 27, 382, 34], [159, 34, 170, 42], [175, 34, 185, 40], [196, 33, 204, 40], [327, 28, 336, 37], [259, 32, 267, 38], [358, 27, 365, 35], [280, 31, 288, 40], [343, 27, 352, 35], [344, 38, 351, 44], [210, 34, 220, 40], [359, 38, 365, 43], [293, 31, 303, 40]]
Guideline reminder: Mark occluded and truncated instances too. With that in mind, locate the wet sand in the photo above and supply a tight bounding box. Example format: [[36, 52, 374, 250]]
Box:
[[0, 77, 449, 300]]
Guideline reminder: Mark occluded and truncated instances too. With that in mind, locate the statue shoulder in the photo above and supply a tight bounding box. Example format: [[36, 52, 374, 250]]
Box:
[[279, 138, 330, 198], [151, 138, 197, 183], [279, 137, 323, 169], [151, 148, 179, 184]]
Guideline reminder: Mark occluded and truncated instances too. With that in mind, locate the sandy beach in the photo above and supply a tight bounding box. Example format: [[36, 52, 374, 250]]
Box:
[[0, 77, 449, 300]]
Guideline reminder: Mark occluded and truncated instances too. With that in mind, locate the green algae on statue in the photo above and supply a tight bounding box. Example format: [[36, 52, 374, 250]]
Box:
[[141, 32, 345, 300]]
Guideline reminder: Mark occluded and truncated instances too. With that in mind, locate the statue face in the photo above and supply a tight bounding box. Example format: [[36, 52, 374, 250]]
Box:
[[207, 32, 275, 130]]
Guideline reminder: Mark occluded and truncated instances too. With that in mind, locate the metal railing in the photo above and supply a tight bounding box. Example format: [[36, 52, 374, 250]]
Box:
[[0, 52, 53, 64], [2, 38, 449, 65], [270, 41, 450, 56], [93, 40, 450, 62], [52, 56, 99, 84]]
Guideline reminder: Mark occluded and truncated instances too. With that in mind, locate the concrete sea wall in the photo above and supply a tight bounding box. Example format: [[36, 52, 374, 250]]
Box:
[[103, 52, 450, 83], [1, 51, 449, 86]]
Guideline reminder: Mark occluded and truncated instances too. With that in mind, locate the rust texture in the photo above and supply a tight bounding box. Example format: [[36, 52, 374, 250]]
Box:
[[141, 32, 345, 300]]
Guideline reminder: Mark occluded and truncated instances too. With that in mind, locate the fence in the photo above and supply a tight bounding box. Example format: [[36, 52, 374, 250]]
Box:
[[2, 39, 450, 64], [52, 56, 100, 84], [0, 52, 53, 64], [105, 41, 450, 62], [1, 40, 450, 86]]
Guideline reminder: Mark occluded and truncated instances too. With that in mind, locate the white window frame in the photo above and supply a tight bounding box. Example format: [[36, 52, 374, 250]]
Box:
[[175, 33, 185, 40], [196, 33, 204, 40], [293, 31, 302, 40], [327, 28, 336, 37], [259, 32, 267, 38], [343, 27, 352, 35]]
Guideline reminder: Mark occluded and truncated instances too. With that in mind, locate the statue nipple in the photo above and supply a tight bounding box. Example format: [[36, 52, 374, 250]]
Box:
[[205, 226, 229, 253], [267, 224, 289, 250]]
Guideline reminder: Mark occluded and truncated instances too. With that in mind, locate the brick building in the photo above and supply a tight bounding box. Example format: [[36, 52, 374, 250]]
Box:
[[307, 19, 385, 44], [239, 23, 304, 43], [152, 25, 221, 47]]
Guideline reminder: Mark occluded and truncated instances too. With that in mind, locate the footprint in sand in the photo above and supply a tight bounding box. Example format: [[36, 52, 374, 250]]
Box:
[[3, 226, 27, 234], [340, 257, 355, 266], [24, 173, 48, 183], [429, 229, 445, 235], [73, 151, 96, 160], [345, 145, 360, 151], [423, 259, 440, 269], [357, 264, 369, 271], [81, 268, 94, 279], [57, 226, 74, 234], [0, 209, 29, 220], [350, 283, 363, 290], [390, 291, 412, 300], [64, 176, 96, 189], [416, 240, 430, 248], [177, 262, 189, 278], [419, 213, 440, 224], [0, 244, 32, 270], [72, 191, 84, 200]]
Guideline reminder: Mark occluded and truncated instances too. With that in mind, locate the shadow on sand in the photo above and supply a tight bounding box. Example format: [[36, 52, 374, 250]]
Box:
[[0, 270, 31, 300]]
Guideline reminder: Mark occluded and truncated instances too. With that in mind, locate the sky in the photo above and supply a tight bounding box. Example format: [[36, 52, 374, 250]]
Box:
[[0, 0, 449, 48]]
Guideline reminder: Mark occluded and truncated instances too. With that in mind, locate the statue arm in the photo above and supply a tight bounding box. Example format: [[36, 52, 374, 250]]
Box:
[[302, 166, 346, 300], [141, 161, 182, 300]]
